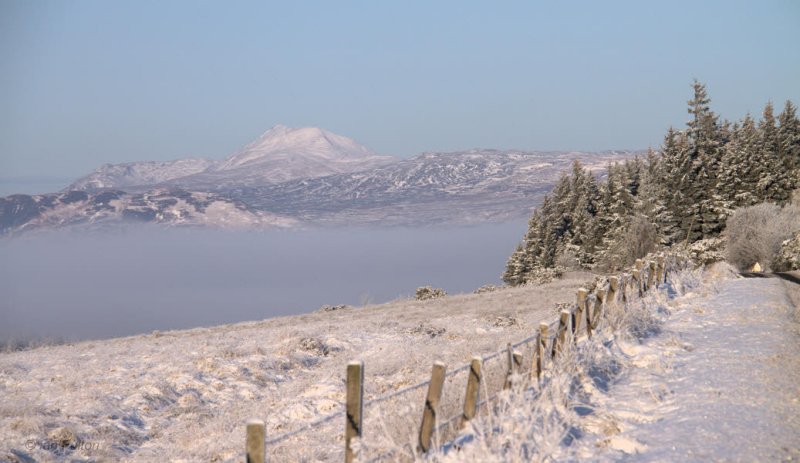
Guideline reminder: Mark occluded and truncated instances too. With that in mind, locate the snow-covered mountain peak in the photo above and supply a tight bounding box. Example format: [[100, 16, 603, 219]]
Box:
[[66, 126, 396, 192], [216, 125, 385, 171]]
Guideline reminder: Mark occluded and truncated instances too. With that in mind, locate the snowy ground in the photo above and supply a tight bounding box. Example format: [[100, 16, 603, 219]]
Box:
[[406, 265, 800, 463], [2, 266, 798, 462], [569, 271, 800, 461], [0, 272, 594, 462]]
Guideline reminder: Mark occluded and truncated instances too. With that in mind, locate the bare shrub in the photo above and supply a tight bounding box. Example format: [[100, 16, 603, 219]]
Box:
[[724, 202, 800, 271], [555, 247, 582, 270], [415, 286, 446, 300], [603, 215, 659, 271]]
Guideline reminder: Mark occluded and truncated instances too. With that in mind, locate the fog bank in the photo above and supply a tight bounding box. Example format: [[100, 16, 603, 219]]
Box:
[[0, 223, 526, 344]]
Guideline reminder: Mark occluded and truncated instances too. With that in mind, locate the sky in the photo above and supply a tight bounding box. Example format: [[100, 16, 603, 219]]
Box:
[[1, 0, 799, 182]]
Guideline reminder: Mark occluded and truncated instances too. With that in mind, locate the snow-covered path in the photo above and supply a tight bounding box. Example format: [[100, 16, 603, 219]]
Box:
[[580, 276, 800, 461]]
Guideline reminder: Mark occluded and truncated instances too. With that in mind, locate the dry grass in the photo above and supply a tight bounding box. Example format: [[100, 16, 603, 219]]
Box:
[[348, 265, 706, 462], [0, 272, 596, 462]]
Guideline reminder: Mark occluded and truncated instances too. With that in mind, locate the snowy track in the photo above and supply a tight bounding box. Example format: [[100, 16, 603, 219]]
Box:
[[578, 276, 800, 461]]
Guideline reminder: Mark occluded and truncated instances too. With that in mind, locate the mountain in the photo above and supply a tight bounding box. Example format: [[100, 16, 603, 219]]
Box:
[[1, 125, 642, 235], [67, 125, 395, 192], [1, 145, 638, 235], [67, 158, 217, 191], [0, 189, 296, 235], [225, 149, 636, 226]]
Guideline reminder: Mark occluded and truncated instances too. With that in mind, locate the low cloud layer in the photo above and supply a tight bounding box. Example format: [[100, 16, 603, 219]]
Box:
[[0, 222, 525, 343]]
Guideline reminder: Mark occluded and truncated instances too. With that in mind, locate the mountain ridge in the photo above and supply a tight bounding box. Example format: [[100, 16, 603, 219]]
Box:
[[67, 125, 395, 192], [1, 126, 643, 235]]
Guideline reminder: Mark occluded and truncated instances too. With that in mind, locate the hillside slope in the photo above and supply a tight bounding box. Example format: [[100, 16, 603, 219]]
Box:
[[0, 273, 594, 462]]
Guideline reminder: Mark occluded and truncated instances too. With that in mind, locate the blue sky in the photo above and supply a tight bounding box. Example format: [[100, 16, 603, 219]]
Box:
[[1, 0, 799, 180]]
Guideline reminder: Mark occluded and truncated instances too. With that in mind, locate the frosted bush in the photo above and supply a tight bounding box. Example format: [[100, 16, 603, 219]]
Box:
[[687, 237, 725, 265], [474, 284, 501, 294], [489, 315, 519, 328], [724, 202, 800, 271], [415, 286, 447, 300], [774, 231, 800, 271], [524, 266, 565, 285], [298, 337, 330, 356], [316, 304, 348, 312], [406, 323, 446, 338]]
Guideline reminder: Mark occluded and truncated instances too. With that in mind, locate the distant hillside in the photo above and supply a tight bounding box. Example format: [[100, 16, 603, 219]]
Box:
[[67, 125, 395, 192], [1, 125, 640, 235]]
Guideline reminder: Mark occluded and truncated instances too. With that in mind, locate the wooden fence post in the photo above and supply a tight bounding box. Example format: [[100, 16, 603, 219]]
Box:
[[575, 288, 588, 336], [648, 261, 656, 290], [620, 273, 628, 303], [503, 344, 523, 389], [591, 289, 606, 330], [419, 362, 446, 454], [246, 419, 265, 463], [632, 269, 642, 297], [345, 361, 364, 463], [607, 277, 618, 306], [534, 323, 548, 381], [503, 343, 513, 389], [552, 309, 572, 358], [460, 356, 482, 429]]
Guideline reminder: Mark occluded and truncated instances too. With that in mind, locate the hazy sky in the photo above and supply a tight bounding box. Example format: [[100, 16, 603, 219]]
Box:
[[2, 0, 799, 179]]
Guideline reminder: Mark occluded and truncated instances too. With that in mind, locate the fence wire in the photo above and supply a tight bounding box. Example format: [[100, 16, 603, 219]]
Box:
[[254, 256, 678, 461]]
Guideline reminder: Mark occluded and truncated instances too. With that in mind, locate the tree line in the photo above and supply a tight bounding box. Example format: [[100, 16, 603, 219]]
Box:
[[504, 81, 799, 285]]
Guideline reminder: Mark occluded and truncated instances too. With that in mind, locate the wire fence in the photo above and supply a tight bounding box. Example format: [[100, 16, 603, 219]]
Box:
[[244, 253, 688, 462]]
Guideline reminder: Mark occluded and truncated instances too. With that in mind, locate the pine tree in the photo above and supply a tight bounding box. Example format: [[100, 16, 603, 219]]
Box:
[[755, 102, 786, 202], [777, 100, 800, 198], [685, 80, 725, 239], [653, 127, 690, 244], [717, 115, 760, 208], [634, 148, 663, 222], [502, 243, 527, 286], [506, 82, 798, 284], [566, 161, 600, 266]]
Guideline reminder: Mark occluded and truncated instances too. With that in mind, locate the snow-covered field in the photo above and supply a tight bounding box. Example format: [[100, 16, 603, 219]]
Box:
[[2, 266, 798, 462], [0, 272, 594, 462]]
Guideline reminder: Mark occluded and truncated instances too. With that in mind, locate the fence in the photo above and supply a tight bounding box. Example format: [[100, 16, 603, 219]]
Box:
[[245, 253, 681, 462]]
